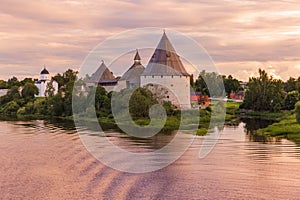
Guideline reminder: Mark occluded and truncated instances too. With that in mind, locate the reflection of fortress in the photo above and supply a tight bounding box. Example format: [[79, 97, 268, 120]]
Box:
[[89, 32, 191, 109]]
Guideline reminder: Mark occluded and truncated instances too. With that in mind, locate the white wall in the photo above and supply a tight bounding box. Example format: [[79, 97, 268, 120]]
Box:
[[35, 80, 58, 97], [115, 80, 127, 92], [141, 75, 191, 109], [40, 74, 50, 81]]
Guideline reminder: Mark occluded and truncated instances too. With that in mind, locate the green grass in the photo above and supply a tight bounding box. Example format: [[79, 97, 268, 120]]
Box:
[[257, 114, 300, 144], [243, 111, 288, 121], [224, 101, 241, 123], [196, 128, 208, 136]]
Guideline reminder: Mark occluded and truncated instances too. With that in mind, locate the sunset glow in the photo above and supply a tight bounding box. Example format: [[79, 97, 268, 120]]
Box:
[[0, 0, 299, 80]]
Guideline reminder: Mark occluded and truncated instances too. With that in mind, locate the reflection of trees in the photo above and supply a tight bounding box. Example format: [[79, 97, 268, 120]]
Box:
[[241, 118, 274, 135], [44, 118, 76, 131], [241, 118, 280, 144], [247, 133, 279, 144]]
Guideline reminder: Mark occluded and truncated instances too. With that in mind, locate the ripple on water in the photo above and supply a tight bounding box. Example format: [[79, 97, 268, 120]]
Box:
[[1, 120, 300, 199]]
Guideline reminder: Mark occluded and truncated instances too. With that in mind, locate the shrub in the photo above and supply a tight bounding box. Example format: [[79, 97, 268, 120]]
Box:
[[295, 101, 300, 124], [283, 91, 299, 110], [0, 101, 20, 115]]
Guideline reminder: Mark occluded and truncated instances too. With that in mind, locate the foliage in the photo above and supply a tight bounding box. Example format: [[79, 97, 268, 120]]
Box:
[[0, 69, 79, 117], [283, 91, 299, 110], [7, 77, 20, 88], [52, 69, 77, 89], [163, 101, 176, 116], [295, 101, 300, 124], [0, 86, 21, 106], [0, 80, 8, 89], [85, 86, 112, 117], [196, 128, 208, 136], [21, 83, 39, 101], [0, 101, 20, 115], [243, 110, 287, 121], [194, 71, 240, 97], [284, 77, 297, 92], [242, 69, 285, 111], [20, 78, 34, 86], [194, 70, 225, 97], [45, 82, 55, 97], [47, 93, 65, 116], [129, 87, 157, 119], [223, 75, 241, 96], [258, 114, 300, 144]]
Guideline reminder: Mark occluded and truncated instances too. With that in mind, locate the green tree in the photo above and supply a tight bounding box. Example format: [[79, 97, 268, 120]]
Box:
[[0, 101, 20, 115], [95, 86, 111, 115], [52, 73, 65, 89], [53, 69, 78, 90], [7, 77, 20, 88], [163, 101, 176, 116], [284, 77, 297, 92], [47, 93, 64, 116], [45, 82, 55, 97], [0, 80, 8, 89], [4, 86, 21, 103], [129, 87, 157, 119], [20, 78, 34, 86], [195, 70, 224, 97], [283, 91, 299, 110], [21, 83, 39, 101], [51, 69, 78, 116], [295, 101, 300, 124], [223, 75, 241, 96], [242, 69, 285, 111]]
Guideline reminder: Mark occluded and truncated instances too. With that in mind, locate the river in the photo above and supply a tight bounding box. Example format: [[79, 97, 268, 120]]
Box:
[[0, 119, 300, 199]]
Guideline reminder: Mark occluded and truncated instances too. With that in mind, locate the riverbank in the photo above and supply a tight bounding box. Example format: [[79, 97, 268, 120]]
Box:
[[4, 101, 298, 141], [257, 114, 300, 145], [241, 110, 288, 121], [2, 101, 237, 136], [236, 109, 300, 145]]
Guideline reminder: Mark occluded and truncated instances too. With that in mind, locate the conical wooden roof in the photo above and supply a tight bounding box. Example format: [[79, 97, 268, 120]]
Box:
[[142, 32, 189, 76], [134, 50, 141, 61], [120, 50, 145, 81], [90, 61, 116, 83]]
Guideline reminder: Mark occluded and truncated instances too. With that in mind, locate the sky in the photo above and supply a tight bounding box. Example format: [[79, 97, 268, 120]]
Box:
[[0, 0, 300, 81]]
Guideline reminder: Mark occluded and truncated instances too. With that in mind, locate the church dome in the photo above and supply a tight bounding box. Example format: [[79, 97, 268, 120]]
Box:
[[41, 67, 49, 75]]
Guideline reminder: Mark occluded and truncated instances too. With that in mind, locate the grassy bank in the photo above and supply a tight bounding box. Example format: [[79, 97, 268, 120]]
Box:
[[0, 101, 243, 137], [257, 114, 300, 144], [225, 101, 241, 121], [240, 109, 290, 121]]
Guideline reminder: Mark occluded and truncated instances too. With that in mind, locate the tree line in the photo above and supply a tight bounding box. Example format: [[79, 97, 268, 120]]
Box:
[[0, 69, 78, 117], [1, 68, 300, 120], [241, 69, 300, 112]]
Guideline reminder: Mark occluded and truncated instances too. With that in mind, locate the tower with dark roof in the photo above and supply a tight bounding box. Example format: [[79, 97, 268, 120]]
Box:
[[88, 60, 119, 92], [118, 50, 145, 90], [141, 32, 191, 109], [35, 67, 58, 97], [40, 67, 50, 81]]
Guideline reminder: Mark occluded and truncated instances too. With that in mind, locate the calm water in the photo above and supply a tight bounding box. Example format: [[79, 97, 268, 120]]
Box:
[[0, 119, 300, 199]]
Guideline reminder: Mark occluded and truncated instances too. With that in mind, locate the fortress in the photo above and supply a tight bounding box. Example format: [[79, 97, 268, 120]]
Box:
[[89, 32, 191, 109]]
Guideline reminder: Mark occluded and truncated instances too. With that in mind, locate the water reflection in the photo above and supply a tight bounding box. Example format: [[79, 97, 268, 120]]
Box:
[[241, 117, 274, 134], [1, 120, 300, 199], [225, 117, 279, 144]]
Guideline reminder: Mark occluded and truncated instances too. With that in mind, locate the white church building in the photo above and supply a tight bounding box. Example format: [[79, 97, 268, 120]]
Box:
[[34, 67, 58, 97]]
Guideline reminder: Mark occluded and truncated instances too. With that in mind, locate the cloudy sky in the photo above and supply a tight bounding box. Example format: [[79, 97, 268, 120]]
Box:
[[1, 0, 300, 81]]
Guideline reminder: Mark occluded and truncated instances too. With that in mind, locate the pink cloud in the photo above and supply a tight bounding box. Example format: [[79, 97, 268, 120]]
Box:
[[0, 0, 299, 80]]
